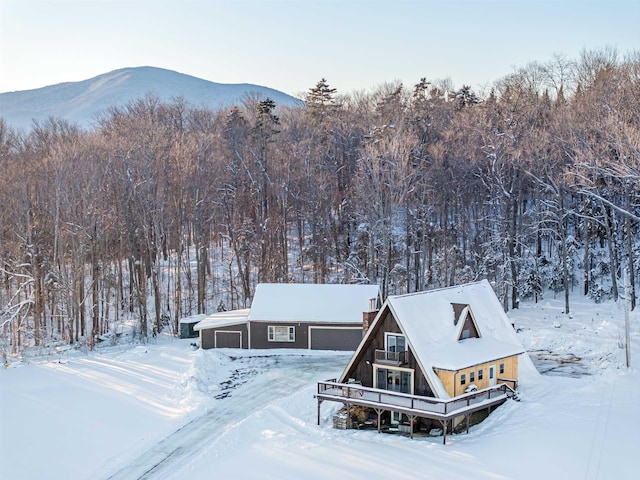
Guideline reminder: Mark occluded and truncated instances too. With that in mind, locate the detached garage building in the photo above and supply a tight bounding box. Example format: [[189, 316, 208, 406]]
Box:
[[194, 283, 380, 351], [194, 309, 250, 349]]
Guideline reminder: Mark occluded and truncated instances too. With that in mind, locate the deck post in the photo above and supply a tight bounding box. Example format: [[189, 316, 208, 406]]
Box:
[[375, 408, 383, 433], [409, 415, 416, 439], [317, 398, 322, 426], [441, 419, 448, 445], [466, 413, 470, 434]]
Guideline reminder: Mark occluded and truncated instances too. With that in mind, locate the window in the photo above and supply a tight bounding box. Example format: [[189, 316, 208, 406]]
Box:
[[375, 367, 412, 394], [391, 411, 401, 425], [460, 374, 466, 385], [478, 369, 483, 380], [500, 363, 505, 375], [386, 333, 406, 353], [470, 371, 475, 383], [268, 326, 295, 342], [457, 311, 481, 341]]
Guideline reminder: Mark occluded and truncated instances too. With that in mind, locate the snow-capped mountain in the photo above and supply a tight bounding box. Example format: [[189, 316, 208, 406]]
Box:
[[0, 66, 302, 131]]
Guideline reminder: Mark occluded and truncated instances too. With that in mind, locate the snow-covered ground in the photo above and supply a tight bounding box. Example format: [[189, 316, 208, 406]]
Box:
[[1, 293, 639, 479]]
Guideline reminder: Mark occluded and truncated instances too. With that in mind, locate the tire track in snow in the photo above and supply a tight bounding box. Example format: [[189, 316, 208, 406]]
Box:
[[584, 379, 616, 480], [104, 353, 349, 480]]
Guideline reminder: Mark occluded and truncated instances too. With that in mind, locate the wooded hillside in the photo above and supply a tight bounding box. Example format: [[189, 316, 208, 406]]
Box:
[[1, 48, 638, 352]]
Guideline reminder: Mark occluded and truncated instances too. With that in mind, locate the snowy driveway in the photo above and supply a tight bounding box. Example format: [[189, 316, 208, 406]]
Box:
[[3, 292, 639, 480], [102, 352, 350, 480]]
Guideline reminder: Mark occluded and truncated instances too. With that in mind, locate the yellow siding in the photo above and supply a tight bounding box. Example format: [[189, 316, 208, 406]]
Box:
[[434, 355, 520, 397], [433, 369, 456, 397]]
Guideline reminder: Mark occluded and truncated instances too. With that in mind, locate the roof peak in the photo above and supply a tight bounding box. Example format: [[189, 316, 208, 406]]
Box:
[[389, 280, 489, 300]]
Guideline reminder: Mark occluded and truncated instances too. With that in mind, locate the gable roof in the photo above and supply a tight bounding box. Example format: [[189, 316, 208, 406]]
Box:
[[455, 306, 480, 340], [247, 283, 380, 324], [193, 309, 250, 331], [179, 313, 208, 325], [341, 280, 525, 398]]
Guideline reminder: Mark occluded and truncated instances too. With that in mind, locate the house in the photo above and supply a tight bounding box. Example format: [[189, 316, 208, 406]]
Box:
[[194, 283, 380, 351], [316, 280, 526, 442]]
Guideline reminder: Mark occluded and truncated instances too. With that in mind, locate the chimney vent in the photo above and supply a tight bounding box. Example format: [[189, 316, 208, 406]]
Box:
[[368, 297, 377, 312], [363, 298, 379, 333]]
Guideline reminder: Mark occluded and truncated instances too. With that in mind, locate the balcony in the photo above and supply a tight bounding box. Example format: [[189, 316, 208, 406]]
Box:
[[375, 349, 408, 365]]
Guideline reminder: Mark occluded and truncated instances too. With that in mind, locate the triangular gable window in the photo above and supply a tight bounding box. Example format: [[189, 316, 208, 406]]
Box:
[[457, 307, 481, 341], [451, 303, 467, 326]]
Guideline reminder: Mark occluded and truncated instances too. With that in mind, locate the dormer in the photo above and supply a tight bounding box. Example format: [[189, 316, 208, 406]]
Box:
[[452, 303, 481, 341]]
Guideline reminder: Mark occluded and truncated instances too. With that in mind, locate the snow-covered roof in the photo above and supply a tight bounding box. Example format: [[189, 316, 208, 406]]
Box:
[[194, 309, 250, 331], [179, 313, 208, 325], [247, 283, 380, 324], [344, 280, 525, 398]]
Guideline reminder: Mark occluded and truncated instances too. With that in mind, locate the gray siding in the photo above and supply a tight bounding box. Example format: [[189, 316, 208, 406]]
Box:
[[249, 322, 363, 350], [200, 322, 363, 351], [249, 322, 309, 349], [200, 323, 248, 349], [342, 307, 433, 396]]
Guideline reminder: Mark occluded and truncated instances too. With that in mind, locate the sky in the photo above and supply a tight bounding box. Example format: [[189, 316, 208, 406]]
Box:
[[1, 0, 638, 98]]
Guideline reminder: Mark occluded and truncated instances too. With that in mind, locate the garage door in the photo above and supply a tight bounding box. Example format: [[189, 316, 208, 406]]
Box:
[[309, 327, 363, 351], [215, 331, 242, 348]]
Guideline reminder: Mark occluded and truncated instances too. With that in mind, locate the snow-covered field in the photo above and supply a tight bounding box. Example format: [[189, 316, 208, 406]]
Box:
[[1, 293, 639, 480]]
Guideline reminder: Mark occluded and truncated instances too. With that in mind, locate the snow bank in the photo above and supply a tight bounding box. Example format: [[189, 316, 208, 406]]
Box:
[[1, 295, 638, 479]]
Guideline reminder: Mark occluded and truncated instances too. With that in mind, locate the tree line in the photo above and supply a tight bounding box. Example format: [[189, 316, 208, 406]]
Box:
[[1, 47, 638, 353]]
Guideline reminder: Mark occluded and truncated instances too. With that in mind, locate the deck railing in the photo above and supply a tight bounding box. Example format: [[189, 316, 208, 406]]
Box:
[[317, 380, 513, 417], [497, 377, 518, 391], [374, 349, 408, 365]]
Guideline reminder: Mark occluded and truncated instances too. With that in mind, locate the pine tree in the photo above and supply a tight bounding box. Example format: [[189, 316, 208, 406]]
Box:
[[412, 77, 430, 106], [305, 78, 338, 121], [453, 85, 480, 109]]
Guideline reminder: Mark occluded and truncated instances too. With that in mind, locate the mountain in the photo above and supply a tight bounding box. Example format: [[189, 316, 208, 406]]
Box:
[[0, 66, 302, 131]]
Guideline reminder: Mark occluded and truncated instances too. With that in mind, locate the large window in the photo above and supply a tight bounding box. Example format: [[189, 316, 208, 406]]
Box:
[[375, 367, 412, 394], [268, 325, 295, 342]]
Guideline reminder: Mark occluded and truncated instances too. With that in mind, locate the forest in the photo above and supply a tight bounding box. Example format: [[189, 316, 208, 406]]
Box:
[[1, 47, 638, 354]]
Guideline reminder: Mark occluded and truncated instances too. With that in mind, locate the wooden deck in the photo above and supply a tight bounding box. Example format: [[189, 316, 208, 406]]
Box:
[[316, 380, 517, 444]]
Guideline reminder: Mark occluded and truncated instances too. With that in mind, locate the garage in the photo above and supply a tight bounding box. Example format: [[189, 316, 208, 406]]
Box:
[[308, 326, 363, 351], [193, 309, 250, 350], [215, 331, 242, 348]]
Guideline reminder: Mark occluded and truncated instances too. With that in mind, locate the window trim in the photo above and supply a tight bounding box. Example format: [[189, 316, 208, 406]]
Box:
[[268, 325, 295, 342], [384, 332, 406, 353], [373, 364, 414, 395]]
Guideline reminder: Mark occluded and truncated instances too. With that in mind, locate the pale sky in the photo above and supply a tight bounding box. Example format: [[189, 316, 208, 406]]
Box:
[[1, 0, 638, 98]]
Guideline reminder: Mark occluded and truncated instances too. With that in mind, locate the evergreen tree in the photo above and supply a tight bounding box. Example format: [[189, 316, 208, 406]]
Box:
[[453, 85, 480, 109], [412, 77, 430, 106], [305, 78, 338, 121]]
